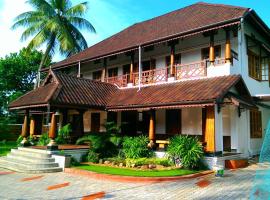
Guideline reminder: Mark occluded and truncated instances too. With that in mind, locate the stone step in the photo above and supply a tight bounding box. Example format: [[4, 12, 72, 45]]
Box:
[[7, 154, 55, 163], [0, 157, 62, 173], [7, 153, 55, 163], [18, 147, 51, 154], [11, 149, 51, 158], [2, 157, 59, 168]]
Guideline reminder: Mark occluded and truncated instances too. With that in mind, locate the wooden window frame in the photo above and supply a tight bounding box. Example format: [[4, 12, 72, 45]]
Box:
[[92, 70, 102, 81], [248, 50, 262, 81], [108, 67, 118, 77], [201, 45, 221, 60], [250, 109, 262, 138]]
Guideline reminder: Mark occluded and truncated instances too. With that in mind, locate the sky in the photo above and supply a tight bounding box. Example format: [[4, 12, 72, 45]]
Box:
[[0, 0, 269, 62]]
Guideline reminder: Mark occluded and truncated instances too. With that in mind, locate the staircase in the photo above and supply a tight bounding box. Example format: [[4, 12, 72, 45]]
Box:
[[0, 147, 62, 173]]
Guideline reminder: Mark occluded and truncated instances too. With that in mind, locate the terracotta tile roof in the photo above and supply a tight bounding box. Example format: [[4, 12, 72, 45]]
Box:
[[51, 2, 248, 69], [9, 71, 117, 110], [107, 75, 246, 110]]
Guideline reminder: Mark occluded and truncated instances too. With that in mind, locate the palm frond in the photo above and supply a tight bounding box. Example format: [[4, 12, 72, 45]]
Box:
[[26, 0, 55, 15], [65, 2, 88, 17], [68, 16, 96, 33]]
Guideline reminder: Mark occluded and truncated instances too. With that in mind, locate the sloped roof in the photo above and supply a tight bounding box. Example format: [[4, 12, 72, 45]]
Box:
[[9, 71, 117, 110], [50, 2, 248, 69], [107, 75, 250, 110]]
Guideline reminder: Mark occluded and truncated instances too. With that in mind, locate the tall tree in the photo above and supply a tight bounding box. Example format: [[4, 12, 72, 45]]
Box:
[[0, 48, 50, 117], [12, 0, 96, 87]]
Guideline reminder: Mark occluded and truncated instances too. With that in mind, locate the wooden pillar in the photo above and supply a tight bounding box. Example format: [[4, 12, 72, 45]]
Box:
[[21, 110, 29, 145], [170, 44, 175, 76], [203, 106, 215, 152], [225, 30, 231, 63], [148, 110, 156, 148], [101, 58, 107, 82], [129, 53, 134, 83], [29, 117, 35, 136], [48, 113, 58, 149], [209, 34, 215, 65]]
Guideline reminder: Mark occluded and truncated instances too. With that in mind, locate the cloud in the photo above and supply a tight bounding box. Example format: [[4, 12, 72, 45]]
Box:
[[0, 0, 135, 61], [0, 0, 31, 58]]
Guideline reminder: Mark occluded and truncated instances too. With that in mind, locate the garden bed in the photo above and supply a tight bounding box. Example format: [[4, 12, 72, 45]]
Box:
[[75, 164, 199, 177]]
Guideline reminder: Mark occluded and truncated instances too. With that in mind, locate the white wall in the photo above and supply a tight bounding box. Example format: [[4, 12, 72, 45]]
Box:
[[181, 108, 202, 135], [222, 106, 231, 136], [215, 105, 223, 152], [155, 109, 166, 134]]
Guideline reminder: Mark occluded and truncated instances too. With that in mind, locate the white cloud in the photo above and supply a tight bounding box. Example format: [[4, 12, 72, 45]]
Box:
[[0, 0, 134, 61], [0, 0, 31, 58]]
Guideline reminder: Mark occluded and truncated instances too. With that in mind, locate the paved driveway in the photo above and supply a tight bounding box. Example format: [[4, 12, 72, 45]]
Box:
[[0, 163, 268, 200]]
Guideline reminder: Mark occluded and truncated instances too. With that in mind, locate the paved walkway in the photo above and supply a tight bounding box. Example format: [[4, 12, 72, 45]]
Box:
[[0, 163, 268, 200]]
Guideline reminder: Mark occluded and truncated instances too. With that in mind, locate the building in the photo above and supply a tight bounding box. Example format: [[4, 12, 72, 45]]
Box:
[[9, 2, 270, 158]]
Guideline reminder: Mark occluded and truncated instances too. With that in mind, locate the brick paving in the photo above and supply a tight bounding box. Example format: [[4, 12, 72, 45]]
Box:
[[0, 163, 267, 200]]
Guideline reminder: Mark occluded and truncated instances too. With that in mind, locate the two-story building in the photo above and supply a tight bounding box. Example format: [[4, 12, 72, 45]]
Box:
[[10, 2, 270, 158]]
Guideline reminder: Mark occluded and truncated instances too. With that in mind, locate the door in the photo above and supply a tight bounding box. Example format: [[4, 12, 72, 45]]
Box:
[[166, 109, 181, 135], [91, 113, 100, 132]]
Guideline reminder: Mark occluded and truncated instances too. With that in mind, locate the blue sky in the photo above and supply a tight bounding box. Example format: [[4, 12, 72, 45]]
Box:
[[0, 0, 269, 61]]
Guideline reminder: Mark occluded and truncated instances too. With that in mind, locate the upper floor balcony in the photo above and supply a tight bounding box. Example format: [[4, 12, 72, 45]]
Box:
[[105, 58, 230, 88]]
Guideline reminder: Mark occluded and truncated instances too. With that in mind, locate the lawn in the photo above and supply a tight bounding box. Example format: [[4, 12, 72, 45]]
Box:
[[76, 164, 199, 177], [0, 141, 17, 156]]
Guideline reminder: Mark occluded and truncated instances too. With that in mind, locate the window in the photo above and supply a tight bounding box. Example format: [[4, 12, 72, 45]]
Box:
[[248, 50, 261, 80], [108, 67, 118, 77], [250, 110, 262, 138], [122, 64, 130, 75], [92, 70, 102, 80], [201, 45, 221, 60], [261, 57, 269, 81]]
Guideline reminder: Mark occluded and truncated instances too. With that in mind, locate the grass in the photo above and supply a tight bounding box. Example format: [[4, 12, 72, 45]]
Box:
[[0, 141, 17, 156], [76, 164, 199, 177]]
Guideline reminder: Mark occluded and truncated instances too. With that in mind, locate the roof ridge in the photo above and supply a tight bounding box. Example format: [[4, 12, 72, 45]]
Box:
[[196, 1, 248, 10]]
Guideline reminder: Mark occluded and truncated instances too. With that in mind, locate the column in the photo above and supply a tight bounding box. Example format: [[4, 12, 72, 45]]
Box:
[[209, 34, 215, 65], [225, 30, 231, 64], [21, 110, 30, 146], [170, 44, 175, 77], [129, 53, 134, 83], [214, 104, 223, 154], [148, 110, 156, 148], [29, 116, 35, 137], [203, 106, 215, 152], [47, 113, 58, 149], [101, 58, 107, 82]]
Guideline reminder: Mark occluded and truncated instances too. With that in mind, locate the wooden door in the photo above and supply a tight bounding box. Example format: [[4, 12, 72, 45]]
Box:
[[166, 109, 181, 135], [91, 113, 100, 132], [202, 106, 215, 152], [121, 111, 137, 136]]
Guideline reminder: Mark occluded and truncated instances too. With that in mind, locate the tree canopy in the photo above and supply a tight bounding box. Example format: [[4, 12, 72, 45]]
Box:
[[0, 48, 50, 117]]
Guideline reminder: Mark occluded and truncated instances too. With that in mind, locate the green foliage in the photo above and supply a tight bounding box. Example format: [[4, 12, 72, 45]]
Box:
[[16, 135, 24, 146], [125, 158, 174, 168], [55, 124, 72, 144], [0, 117, 15, 140], [122, 135, 153, 159], [167, 135, 204, 169], [87, 150, 99, 163], [70, 157, 80, 166], [37, 133, 50, 146], [12, 0, 96, 77]]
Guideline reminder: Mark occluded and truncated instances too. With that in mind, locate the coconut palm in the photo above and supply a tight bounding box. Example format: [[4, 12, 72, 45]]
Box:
[[12, 0, 96, 87]]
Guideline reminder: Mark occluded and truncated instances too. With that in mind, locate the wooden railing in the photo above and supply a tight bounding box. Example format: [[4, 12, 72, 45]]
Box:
[[206, 58, 227, 67], [175, 61, 206, 80], [106, 74, 128, 87], [133, 67, 168, 85]]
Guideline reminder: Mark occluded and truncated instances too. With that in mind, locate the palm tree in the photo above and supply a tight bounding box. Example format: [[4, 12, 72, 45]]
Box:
[[12, 0, 96, 87]]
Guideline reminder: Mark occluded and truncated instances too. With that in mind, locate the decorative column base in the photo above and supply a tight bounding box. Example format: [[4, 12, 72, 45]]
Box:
[[20, 137, 30, 147], [47, 139, 58, 150], [147, 140, 155, 149]]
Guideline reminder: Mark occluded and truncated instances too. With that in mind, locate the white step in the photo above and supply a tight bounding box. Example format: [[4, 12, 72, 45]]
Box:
[[0, 157, 62, 173], [11, 149, 51, 158], [7, 153, 55, 163], [18, 147, 51, 154], [5, 157, 59, 168]]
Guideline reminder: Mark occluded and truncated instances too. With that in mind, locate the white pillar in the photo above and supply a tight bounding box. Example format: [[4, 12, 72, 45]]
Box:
[[230, 106, 238, 150], [237, 109, 250, 156], [215, 105, 223, 152]]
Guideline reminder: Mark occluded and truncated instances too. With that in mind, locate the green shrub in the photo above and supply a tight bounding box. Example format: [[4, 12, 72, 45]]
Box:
[[125, 158, 173, 167], [55, 124, 71, 144], [87, 150, 99, 163], [37, 133, 50, 146], [167, 135, 203, 169], [16, 135, 24, 146], [122, 135, 153, 159], [76, 133, 118, 158]]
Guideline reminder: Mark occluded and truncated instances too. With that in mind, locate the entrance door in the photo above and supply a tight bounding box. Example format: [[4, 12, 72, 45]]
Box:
[[121, 111, 137, 136], [166, 109, 181, 135], [91, 113, 100, 132]]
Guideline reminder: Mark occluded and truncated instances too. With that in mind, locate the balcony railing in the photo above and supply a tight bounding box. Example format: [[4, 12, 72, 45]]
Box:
[[175, 60, 207, 80], [106, 74, 128, 87], [133, 67, 168, 85]]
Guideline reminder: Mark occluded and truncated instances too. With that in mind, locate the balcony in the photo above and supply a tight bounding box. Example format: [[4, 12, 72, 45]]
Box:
[[105, 59, 230, 88]]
